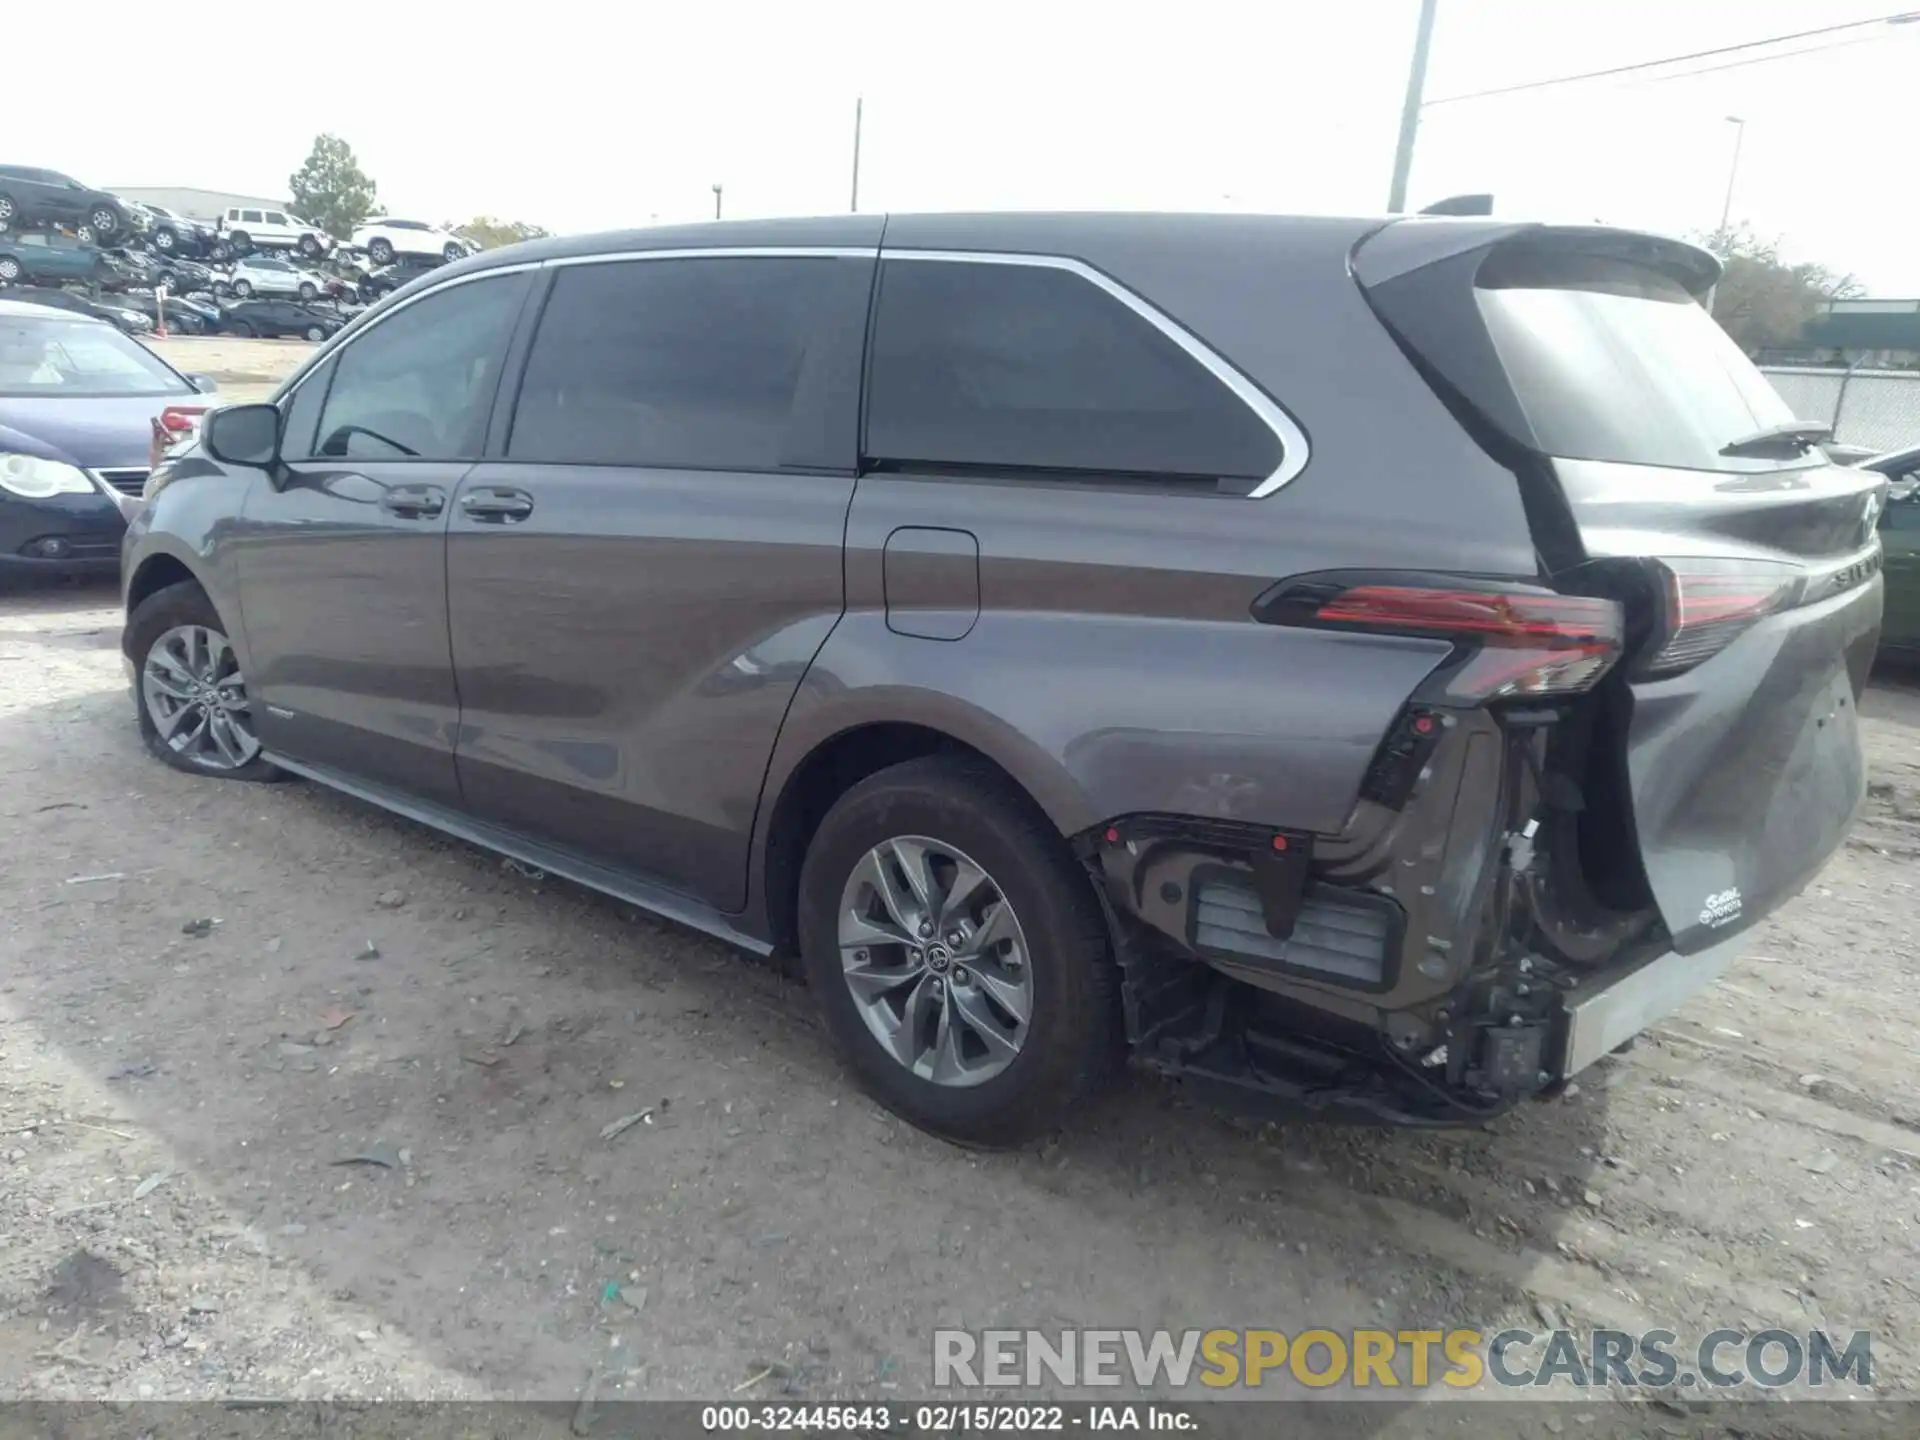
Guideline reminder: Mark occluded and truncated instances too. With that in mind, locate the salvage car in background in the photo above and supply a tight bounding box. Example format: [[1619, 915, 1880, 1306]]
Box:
[[0, 297, 215, 573], [219, 207, 330, 259], [218, 298, 343, 340], [0, 165, 137, 242], [225, 256, 327, 301], [136, 202, 217, 257], [0, 233, 106, 285], [4, 285, 154, 335], [349, 218, 470, 266], [111, 290, 222, 336], [355, 254, 442, 304], [1859, 443, 1920, 662]]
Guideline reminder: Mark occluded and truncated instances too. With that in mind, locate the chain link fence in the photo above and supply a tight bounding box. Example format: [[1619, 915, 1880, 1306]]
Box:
[[1760, 366, 1920, 455]]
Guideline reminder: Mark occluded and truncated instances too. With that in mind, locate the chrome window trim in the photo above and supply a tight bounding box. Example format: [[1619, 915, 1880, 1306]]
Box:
[[283, 243, 1311, 497], [879, 249, 1310, 498]]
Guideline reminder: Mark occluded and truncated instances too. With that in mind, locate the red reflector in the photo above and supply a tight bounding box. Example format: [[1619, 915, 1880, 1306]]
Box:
[[1270, 834, 1288, 852], [1104, 826, 1121, 845], [1412, 714, 1435, 735], [159, 404, 207, 433]]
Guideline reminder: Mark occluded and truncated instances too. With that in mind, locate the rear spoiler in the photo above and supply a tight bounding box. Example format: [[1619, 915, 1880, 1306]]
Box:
[[1354, 220, 1721, 299]]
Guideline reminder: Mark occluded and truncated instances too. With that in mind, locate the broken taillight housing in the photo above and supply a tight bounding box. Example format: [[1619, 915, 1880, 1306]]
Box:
[[1256, 574, 1625, 703], [1644, 558, 1803, 676]]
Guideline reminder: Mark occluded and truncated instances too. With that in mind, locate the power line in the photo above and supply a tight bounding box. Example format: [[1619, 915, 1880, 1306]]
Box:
[[1644, 30, 1892, 84], [1424, 10, 1920, 107]]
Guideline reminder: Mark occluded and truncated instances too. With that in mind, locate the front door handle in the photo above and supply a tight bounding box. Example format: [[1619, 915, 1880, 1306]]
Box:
[[381, 484, 446, 519], [460, 487, 535, 523]]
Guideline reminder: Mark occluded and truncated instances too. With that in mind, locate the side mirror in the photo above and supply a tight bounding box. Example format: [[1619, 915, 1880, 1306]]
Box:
[[203, 403, 281, 469], [1888, 477, 1918, 503], [185, 373, 217, 393]]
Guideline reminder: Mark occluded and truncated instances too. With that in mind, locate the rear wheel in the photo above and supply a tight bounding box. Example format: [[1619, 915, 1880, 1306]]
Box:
[[228, 231, 251, 255], [304, 324, 326, 341], [232, 279, 252, 298], [442, 241, 464, 262], [367, 238, 394, 265], [797, 757, 1121, 1147], [0, 258, 19, 282], [297, 281, 317, 301], [0, 193, 14, 225], [225, 319, 253, 337], [129, 582, 281, 782], [153, 227, 176, 252], [89, 207, 118, 237]]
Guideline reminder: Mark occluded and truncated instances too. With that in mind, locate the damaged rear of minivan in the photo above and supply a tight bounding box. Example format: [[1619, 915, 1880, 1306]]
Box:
[[1113, 220, 1884, 1124]]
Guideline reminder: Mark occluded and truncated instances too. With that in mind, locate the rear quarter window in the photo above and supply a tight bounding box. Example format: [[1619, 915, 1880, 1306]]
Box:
[[864, 257, 1282, 486]]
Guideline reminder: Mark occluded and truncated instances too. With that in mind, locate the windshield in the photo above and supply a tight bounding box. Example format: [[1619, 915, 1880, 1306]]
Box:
[[1476, 250, 1807, 473], [0, 313, 189, 397]]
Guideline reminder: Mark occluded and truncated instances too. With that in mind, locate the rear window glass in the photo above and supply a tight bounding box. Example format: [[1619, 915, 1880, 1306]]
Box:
[[1476, 250, 1804, 473]]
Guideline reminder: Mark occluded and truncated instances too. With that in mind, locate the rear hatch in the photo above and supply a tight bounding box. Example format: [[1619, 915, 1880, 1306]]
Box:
[[1353, 221, 1885, 954]]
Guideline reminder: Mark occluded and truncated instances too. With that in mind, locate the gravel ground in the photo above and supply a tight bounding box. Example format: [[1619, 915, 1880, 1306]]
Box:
[[2, 337, 1918, 1435]]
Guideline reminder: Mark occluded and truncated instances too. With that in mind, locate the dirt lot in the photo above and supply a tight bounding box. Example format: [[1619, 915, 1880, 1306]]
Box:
[[4, 337, 1920, 1432]]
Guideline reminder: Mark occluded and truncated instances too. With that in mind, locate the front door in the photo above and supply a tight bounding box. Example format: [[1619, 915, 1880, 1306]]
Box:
[[447, 246, 877, 910], [234, 271, 530, 806]]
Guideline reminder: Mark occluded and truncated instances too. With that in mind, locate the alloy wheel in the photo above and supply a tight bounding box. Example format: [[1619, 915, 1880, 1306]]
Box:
[[91, 209, 115, 234], [0, 196, 13, 221], [836, 835, 1033, 1088], [140, 625, 260, 772]]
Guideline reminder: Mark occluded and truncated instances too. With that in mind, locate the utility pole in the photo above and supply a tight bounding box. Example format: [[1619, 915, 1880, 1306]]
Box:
[[1717, 116, 1746, 231], [1387, 0, 1439, 212], [850, 97, 864, 212], [712, 184, 723, 220]]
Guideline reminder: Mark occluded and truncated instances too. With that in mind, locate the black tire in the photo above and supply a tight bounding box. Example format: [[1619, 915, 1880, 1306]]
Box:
[[153, 227, 176, 252], [304, 325, 326, 341], [90, 207, 118, 237], [0, 193, 14, 225], [297, 282, 317, 301], [0, 258, 19, 283], [211, 241, 232, 262], [229, 231, 251, 255], [442, 241, 464, 263], [232, 279, 252, 298], [226, 320, 253, 337], [367, 238, 394, 265], [127, 581, 283, 783], [797, 757, 1121, 1147], [75, 225, 95, 245]]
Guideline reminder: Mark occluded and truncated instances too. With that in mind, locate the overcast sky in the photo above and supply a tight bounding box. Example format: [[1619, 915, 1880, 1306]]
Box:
[[23, 0, 1918, 293]]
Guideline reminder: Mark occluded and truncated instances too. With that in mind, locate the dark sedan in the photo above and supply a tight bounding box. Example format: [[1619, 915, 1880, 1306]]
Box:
[[219, 299, 344, 340], [0, 298, 216, 576], [3, 285, 155, 335]]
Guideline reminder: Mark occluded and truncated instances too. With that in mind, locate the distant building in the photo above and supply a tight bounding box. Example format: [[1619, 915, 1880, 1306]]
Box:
[[1765, 298, 1920, 368], [108, 186, 294, 224]]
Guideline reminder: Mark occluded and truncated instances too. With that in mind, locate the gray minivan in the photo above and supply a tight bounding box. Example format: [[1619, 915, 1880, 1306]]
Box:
[[119, 213, 1885, 1145]]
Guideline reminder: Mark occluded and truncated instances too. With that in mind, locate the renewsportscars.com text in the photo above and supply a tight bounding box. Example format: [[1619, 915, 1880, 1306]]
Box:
[[933, 1327, 1872, 1392]]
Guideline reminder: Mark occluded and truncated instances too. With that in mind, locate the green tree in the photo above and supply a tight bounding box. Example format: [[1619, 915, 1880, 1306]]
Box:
[[453, 216, 552, 251], [1698, 223, 1863, 354], [288, 135, 379, 241]]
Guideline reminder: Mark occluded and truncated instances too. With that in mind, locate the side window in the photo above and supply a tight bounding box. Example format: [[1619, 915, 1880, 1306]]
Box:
[[865, 258, 1282, 484], [314, 275, 523, 461], [280, 356, 335, 461], [240, 210, 263, 225], [1887, 473, 1920, 531], [507, 255, 868, 472], [264, 212, 289, 227]]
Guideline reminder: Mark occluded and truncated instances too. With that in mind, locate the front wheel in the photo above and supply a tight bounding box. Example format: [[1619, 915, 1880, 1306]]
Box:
[[0, 258, 19, 282], [367, 238, 394, 265], [298, 234, 321, 258], [797, 757, 1121, 1147], [153, 228, 176, 252], [304, 324, 326, 341], [225, 319, 253, 337], [128, 582, 282, 782], [297, 281, 317, 301], [89, 207, 118, 237], [228, 231, 251, 255], [231, 279, 252, 298], [442, 241, 464, 263]]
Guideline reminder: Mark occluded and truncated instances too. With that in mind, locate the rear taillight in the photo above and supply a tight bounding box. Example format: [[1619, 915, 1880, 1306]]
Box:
[[1256, 575, 1624, 703], [1645, 558, 1801, 676]]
